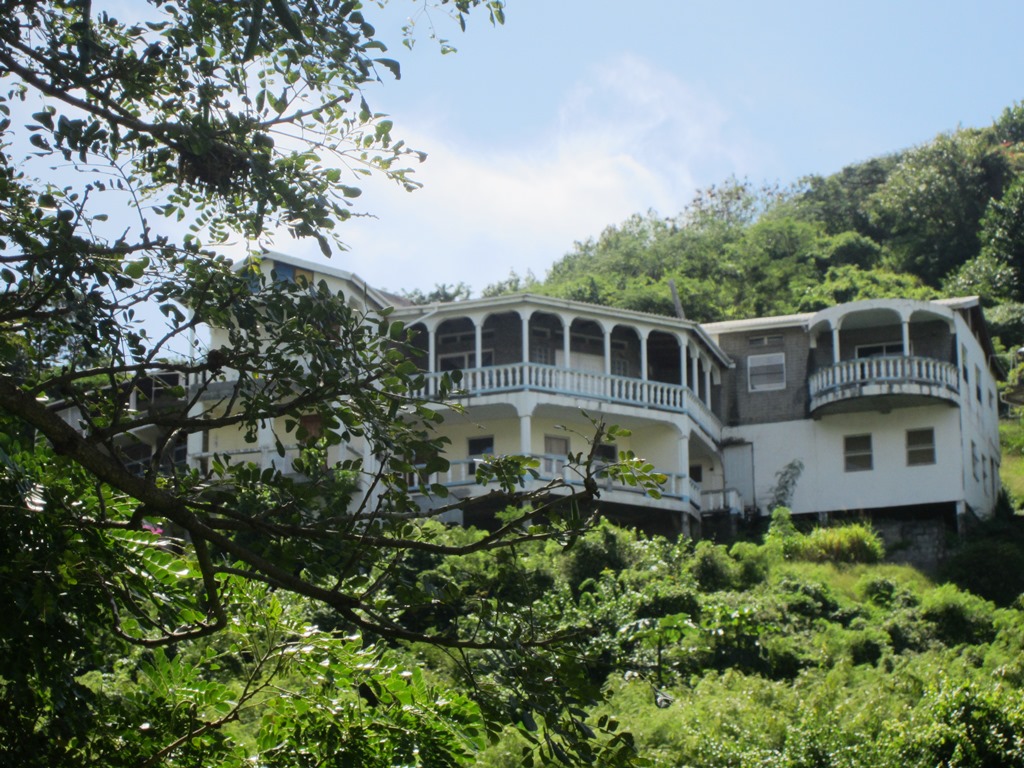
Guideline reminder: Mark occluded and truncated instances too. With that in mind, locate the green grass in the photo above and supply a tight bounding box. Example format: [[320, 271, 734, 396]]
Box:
[[1001, 418, 1024, 504]]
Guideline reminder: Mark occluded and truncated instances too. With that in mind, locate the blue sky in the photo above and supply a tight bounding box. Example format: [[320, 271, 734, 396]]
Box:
[[274, 1, 1024, 296]]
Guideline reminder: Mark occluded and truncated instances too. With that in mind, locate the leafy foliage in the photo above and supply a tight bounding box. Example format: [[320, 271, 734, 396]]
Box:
[[0, 2, 671, 766]]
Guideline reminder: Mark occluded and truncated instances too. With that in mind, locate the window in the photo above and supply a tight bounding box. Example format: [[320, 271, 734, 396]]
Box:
[[543, 435, 569, 475], [844, 434, 873, 472], [271, 263, 314, 286], [438, 350, 493, 371], [975, 365, 982, 402], [299, 414, 323, 444], [611, 355, 630, 376], [531, 346, 555, 365], [438, 329, 494, 346], [749, 334, 783, 348], [468, 436, 494, 457], [856, 342, 903, 358], [594, 443, 618, 464], [971, 441, 979, 480], [906, 428, 935, 466], [748, 352, 786, 392]]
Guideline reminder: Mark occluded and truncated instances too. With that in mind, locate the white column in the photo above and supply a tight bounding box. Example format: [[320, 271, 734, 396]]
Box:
[[562, 317, 572, 368], [520, 312, 530, 363], [703, 358, 712, 408], [689, 344, 699, 393], [679, 335, 688, 386], [257, 418, 275, 471], [678, 432, 691, 499], [474, 320, 483, 368], [427, 325, 437, 396], [603, 327, 612, 375], [831, 324, 840, 365], [519, 413, 532, 456], [901, 318, 911, 356], [639, 330, 649, 381]]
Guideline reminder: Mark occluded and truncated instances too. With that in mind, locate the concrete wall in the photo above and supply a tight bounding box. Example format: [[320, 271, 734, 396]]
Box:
[[716, 325, 810, 425], [724, 404, 965, 518]]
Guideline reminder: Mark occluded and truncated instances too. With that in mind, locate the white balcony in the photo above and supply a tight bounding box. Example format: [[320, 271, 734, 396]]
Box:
[[808, 356, 959, 415], [418, 362, 721, 440]]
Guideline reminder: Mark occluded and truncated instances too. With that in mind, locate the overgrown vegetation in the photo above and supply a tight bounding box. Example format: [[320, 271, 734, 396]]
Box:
[[409, 515, 1024, 767]]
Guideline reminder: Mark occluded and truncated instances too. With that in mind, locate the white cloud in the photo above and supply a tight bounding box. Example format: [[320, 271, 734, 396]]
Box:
[[283, 55, 761, 295]]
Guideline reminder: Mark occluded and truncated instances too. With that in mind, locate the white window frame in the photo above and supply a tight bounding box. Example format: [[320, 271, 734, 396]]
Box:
[[748, 352, 786, 392], [906, 428, 935, 466], [844, 434, 873, 472]]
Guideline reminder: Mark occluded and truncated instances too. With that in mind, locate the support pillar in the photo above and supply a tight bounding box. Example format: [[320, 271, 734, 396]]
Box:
[[520, 312, 530, 363], [475, 321, 483, 369], [689, 345, 699, 394], [519, 413, 532, 456], [703, 358, 712, 408]]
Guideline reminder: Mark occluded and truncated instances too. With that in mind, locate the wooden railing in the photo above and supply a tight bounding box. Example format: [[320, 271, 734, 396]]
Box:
[[419, 363, 722, 438], [809, 355, 959, 409]]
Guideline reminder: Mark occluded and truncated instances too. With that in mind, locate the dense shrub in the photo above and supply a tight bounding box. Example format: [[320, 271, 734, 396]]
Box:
[[729, 540, 772, 587], [920, 584, 997, 646], [886, 684, 1024, 767], [687, 540, 741, 592], [792, 523, 885, 564], [562, 521, 635, 592]]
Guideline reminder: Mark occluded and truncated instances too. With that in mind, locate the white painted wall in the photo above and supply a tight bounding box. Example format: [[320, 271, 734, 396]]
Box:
[[952, 313, 1002, 518], [725, 405, 966, 517]]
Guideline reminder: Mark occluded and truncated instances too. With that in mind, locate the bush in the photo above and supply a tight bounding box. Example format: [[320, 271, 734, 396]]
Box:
[[729, 540, 772, 587], [920, 584, 997, 646], [886, 684, 1024, 767], [687, 540, 741, 592], [792, 523, 885, 564], [561, 521, 635, 592]]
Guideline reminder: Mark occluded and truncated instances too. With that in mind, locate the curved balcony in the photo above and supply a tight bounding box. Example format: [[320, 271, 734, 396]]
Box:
[[809, 356, 959, 415], [417, 362, 721, 440]]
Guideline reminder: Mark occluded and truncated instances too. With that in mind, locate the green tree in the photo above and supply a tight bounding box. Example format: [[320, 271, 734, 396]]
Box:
[[867, 130, 1007, 285], [401, 281, 474, 304], [0, 3, 650, 765], [979, 174, 1024, 279]]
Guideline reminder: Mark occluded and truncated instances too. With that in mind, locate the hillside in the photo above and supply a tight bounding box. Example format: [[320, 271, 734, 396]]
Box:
[[423, 515, 1024, 767]]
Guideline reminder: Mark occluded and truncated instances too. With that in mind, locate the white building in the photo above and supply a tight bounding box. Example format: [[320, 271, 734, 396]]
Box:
[[194, 254, 1003, 539]]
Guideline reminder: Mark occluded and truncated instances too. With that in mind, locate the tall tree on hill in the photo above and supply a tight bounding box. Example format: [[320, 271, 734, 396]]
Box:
[[866, 130, 1008, 286]]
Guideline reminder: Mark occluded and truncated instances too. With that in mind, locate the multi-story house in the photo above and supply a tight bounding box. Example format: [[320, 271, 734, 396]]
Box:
[[192, 253, 1003, 546]]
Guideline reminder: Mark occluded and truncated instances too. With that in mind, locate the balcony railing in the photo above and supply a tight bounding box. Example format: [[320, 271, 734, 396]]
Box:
[[412, 456, 695, 507], [808, 355, 959, 412], [418, 363, 721, 439], [697, 488, 744, 515]]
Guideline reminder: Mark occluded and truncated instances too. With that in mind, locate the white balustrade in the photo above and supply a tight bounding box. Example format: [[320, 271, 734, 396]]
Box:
[[417, 363, 722, 437], [809, 355, 959, 408]]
